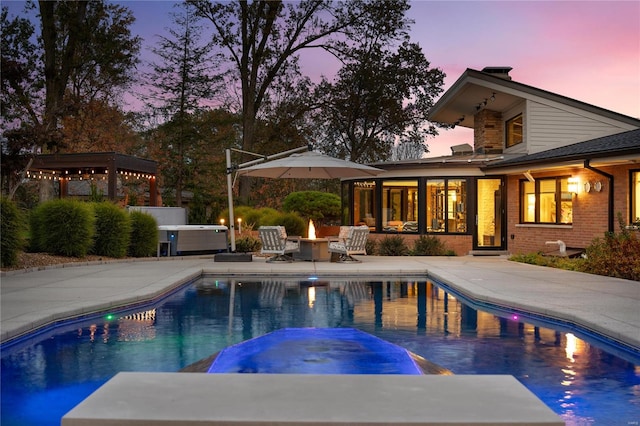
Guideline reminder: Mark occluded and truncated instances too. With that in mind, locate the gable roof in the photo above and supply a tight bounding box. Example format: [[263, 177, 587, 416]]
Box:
[[428, 68, 640, 129], [484, 128, 640, 169]]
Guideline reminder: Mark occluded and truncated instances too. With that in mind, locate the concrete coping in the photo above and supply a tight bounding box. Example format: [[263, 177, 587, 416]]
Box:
[[63, 373, 564, 425]]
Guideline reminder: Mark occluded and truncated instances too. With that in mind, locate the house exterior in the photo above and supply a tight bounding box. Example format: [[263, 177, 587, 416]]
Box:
[[341, 67, 640, 255]]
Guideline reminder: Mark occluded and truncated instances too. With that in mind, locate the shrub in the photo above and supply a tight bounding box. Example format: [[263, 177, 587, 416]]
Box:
[[218, 206, 278, 230], [235, 235, 262, 253], [129, 211, 158, 257], [581, 214, 640, 281], [279, 212, 307, 237], [30, 199, 95, 257], [377, 234, 410, 256], [412, 235, 446, 256], [262, 211, 307, 237], [1, 197, 26, 267], [92, 202, 131, 258], [365, 238, 378, 255], [28, 204, 47, 253], [509, 252, 583, 270], [282, 191, 341, 226]]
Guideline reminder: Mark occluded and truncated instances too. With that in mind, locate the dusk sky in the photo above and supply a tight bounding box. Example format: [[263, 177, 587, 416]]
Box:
[[5, 1, 640, 157]]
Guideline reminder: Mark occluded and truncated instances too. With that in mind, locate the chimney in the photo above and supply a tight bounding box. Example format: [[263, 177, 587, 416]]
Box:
[[450, 143, 473, 156], [481, 66, 513, 80]]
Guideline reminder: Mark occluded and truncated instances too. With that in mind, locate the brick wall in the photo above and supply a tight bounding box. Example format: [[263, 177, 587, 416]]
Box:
[[474, 110, 503, 154], [506, 165, 633, 254]]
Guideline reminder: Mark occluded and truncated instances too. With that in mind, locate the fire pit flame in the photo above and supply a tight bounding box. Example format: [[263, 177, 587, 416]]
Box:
[[308, 219, 316, 240]]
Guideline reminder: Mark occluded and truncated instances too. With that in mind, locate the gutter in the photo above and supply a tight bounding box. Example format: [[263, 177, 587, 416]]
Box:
[[584, 160, 614, 233]]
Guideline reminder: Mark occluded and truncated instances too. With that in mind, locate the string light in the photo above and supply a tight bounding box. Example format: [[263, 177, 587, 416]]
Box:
[[25, 169, 155, 182]]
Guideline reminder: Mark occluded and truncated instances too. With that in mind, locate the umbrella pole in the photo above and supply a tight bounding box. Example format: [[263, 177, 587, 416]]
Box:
[[226, 148, 237, 252]]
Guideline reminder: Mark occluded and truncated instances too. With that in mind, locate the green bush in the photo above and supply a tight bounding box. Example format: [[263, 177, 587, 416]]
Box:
[[235, 235, 262, 253], [279, 212, 307, 237], [412, 235, 446, 256], [30, 199, 95, 257], [365, 238, 378, 255], [262, 211, 306, 237], [92, 202, 131, 258], [1, 197, 26, 267], [282, 191, 341, 226], [581, 215, 640, 281], [509, 252, 583, 270], [218, 206, 278, 230], [128, 211, 158, 257], [377, 234, 410, 256], [29, 204, 46, 253]]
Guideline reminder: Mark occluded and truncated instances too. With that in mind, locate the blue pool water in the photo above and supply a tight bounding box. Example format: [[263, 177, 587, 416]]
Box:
[[208, 327, 425, 374], [1, 276, 639, 425]]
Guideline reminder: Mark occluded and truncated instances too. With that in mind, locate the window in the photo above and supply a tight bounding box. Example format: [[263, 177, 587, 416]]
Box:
[[354, 181, 376, 228], [426, 179, 467, 233], [381, 180, 418, 232], [632, 170, 640, 226], [506, 114, 523, 148], [520, 177, 573, 224]]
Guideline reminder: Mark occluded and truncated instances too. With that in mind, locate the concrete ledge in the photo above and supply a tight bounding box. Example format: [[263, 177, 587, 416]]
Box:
[[63, 373, 563, 425]]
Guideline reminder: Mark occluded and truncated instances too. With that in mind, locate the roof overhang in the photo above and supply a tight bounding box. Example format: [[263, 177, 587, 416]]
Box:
[[30, 152, 158, 175], [428, 69, 524, 128], [429, 68, 640, 129]]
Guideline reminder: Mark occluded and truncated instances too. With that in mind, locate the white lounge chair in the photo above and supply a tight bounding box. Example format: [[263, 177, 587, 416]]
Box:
[[328, 226, 369, 263], [258, 226, 300, 263]]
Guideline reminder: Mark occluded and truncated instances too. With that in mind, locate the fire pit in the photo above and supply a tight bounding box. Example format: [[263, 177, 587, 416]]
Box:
[[294, 220, 330, 262]]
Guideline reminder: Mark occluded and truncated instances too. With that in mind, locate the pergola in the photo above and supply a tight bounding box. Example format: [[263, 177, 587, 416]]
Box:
[[28, 152, 159, 206]]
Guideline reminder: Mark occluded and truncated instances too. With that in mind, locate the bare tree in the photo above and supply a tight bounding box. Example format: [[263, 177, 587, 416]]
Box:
[[188, 0, 368, 201]]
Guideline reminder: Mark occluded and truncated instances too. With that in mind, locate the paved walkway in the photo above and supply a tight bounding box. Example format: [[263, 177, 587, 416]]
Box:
[[1, 255, 638, 355]]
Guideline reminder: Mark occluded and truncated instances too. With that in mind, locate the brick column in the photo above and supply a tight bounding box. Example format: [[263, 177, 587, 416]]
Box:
[[474, 110, 503, 154]]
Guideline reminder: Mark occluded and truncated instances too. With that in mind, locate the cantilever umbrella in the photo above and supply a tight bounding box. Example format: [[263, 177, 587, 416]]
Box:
[[237, 151, 383, 179]]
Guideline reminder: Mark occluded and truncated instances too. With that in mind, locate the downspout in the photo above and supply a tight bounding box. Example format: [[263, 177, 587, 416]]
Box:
[[584, 160, 614, 233]]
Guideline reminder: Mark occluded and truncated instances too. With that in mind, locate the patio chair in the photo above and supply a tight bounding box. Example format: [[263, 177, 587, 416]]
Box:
[[258, 226, 300, 263], [328, 225, 369, 263]]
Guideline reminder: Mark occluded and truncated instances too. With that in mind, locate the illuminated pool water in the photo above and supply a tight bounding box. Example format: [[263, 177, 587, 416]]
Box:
[[207, 327, 426, 374], [1, 276, 638, 425]]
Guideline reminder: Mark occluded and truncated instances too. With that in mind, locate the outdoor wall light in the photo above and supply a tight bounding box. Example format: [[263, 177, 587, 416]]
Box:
[[567, 177, 579, 195], [523, 170, 535, 182]]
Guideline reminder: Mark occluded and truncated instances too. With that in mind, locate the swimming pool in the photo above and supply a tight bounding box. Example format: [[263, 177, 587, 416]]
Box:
[[2, 276, 638, 425]]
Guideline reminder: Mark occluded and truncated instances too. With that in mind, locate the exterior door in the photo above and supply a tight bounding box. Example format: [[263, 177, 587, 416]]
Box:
[[474, 178, 505, 250]]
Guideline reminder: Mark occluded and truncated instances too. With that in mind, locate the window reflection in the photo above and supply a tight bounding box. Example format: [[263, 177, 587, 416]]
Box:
[[354, 181, 376, 229], [633, 171, 640, 225], [426, 179, 467, 233], [506, 114, 523, 148], [520, 177, 573, 224], [381, 180, 418, 232]]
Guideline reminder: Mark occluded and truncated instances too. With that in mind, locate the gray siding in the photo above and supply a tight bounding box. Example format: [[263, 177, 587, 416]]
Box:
[[525, 101, 636, 154]]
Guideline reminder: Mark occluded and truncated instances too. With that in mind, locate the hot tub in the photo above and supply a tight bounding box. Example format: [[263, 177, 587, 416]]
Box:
[[158, 225, 228, 256]]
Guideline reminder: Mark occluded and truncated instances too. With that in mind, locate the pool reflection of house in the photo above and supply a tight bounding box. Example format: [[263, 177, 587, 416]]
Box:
[[342, 67, 640, 255]]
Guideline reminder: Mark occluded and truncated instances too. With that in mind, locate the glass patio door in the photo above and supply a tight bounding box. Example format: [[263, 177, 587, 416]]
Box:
[[475, 178, 504, 250]]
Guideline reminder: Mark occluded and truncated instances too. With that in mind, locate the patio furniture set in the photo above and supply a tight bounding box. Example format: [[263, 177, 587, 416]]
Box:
[[258, 225, 370, 263]]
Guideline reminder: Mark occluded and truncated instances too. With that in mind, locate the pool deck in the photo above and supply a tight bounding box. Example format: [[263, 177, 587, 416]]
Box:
[[1, 254, 639, 353]]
